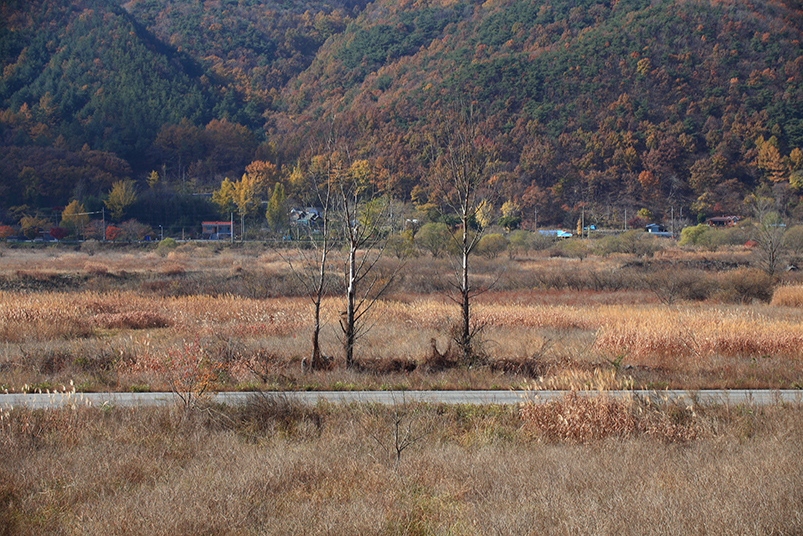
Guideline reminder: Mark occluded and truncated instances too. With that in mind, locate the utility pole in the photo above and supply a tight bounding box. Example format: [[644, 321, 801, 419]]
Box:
[[581, 205, 585, 239], [671, 206, 675, 237]]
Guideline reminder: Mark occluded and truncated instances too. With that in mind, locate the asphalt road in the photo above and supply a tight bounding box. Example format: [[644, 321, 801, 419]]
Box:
[[2, 389, 802, 409]]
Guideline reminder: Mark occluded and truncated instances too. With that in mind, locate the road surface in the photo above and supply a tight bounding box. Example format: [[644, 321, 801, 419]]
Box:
[[1, 389, 801, 409]]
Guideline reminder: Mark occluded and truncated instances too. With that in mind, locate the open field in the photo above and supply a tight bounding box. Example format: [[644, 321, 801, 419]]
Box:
[[3, 243, 803, 534], [1, 392, 802, 535], [1, 242, 803, 393]]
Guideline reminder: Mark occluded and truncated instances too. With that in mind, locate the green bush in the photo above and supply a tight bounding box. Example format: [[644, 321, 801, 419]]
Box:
[[507, 230, 531, 258], [698, 226, 749, 248], [680, 224, 748, 249], [679, 224, 709, 246], [596, 230, 662, 257], [560, 239, 593, 261], [156, 237, 178, 257], [415, 222, 453, 257], [386, 231, 417, 259], [475, 233, 507, 259]]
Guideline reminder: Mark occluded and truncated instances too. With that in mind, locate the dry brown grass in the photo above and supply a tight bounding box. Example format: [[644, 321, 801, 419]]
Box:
[[3, 285, 803, 391], [2, 245, 803, 392], [4, 244, 803, 534], [1, 398, 801, 535], [771, 284, 803, 307], [520, 370, 698, 443]]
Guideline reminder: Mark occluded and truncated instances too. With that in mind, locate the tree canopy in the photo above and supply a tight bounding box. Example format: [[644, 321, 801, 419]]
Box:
[[2, 0, 802, 230]]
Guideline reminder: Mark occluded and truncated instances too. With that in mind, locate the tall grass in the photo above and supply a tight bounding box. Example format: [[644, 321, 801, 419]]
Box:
[[1, 399, 801, 535], [771, 284, 803, 307], [3, 246, 803, 391], [3, 287, 803, 391]]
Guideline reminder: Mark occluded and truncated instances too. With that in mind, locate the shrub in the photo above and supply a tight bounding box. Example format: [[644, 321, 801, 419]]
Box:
[[596, 230, 661, 257], [506, 230, 531, 258], [529, 232, 555, 251], [94, 311, 171, 330], [49, 227, 69, 241], [83, 262, 109, 276], [415, 223, 452, 257], [784, 224, 803, 254], [715, 268, 774, 303], [700, 226, 749, 248], [771, 285, 803, 307], [236, 392, 321, 440], [159, 262, 186, 276], [560, 239, 593, 261], [160, 339, 222, 409], [645, 267, 714, 304], [105, 226, 122, 241], [81, 239, 100, 255], [680, 224, 748, 249], [119, 219, 152, 242], [156, 237, 178, 257], [475, 233, 507, 259], [386, 231, 416, 259], [679, 224, 709, 246]]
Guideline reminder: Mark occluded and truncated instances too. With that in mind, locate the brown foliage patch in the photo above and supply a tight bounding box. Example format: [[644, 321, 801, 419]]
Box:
[[771, 285, 803, 307], [490, 356, 589, 378], [422, 338, 458, 372], [83, 262, 110, 276], [93, 311, 171, 330], [354, 356, 418, 374], [520, 391, 698, 443], [158, 262, 186, 276]]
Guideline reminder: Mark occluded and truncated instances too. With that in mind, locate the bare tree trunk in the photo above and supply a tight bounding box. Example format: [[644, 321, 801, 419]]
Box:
[[460, 219, 471, 361], [344, 243, 357, 368], [310, 241, 327, 369]]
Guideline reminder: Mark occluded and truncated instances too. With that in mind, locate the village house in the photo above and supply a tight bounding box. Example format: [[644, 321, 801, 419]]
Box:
[[201, 221, 233, 240], [706, 216, 741, 227]]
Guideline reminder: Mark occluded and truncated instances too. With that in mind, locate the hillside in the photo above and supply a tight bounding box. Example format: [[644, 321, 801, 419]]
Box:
[[1, 0, 802, 229]]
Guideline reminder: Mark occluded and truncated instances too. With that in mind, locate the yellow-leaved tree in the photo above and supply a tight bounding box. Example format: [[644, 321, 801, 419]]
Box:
[[105, 180, 138, 221], [212, 178, 237, 217], [233, 173, 261, 222], [146, 170, 160, 189], [60, 200, 89, 235], [756, 136, 787, 182], [476, 199, 494, 230]]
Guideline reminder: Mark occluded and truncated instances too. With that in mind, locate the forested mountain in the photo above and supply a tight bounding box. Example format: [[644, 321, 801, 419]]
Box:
[[1, 0, 802, 230]]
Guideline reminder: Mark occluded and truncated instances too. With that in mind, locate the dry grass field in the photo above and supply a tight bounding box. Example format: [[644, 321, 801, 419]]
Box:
[[1, 393, 802, 535], [2, 242, 803, 534], [1, 242, 803, 393]]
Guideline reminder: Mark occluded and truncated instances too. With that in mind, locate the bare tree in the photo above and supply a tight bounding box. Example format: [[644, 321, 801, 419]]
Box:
[[357, 397, 434, 466], [284, 132, 403, 371], [336, 158, 399, 368], [748, 194, 787, 277], [280, 148, 339, 371], [428, 107, 498, 365]]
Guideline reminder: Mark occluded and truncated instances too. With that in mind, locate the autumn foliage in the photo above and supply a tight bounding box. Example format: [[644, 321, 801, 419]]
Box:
[[1, 0, 802, 233]]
